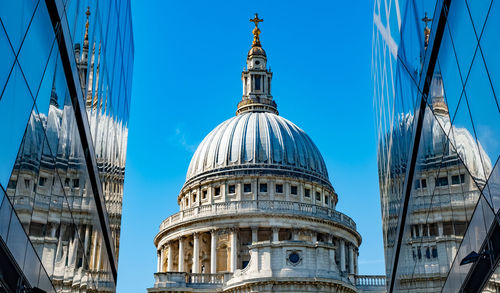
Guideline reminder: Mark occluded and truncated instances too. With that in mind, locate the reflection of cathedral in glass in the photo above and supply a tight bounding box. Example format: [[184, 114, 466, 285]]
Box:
[[373, 0, 500, 292], [0, 1, 132, 292], [380, 73, 493, 291]]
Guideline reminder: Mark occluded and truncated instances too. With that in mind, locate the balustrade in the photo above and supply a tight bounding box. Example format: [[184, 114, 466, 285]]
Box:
[[186, 273, 224, 284], [355, 275, 387, 287], [160, 200, 356, 231]]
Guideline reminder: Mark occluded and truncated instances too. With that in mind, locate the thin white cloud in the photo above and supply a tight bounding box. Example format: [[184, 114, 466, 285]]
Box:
[[170, 125, 197, 153]]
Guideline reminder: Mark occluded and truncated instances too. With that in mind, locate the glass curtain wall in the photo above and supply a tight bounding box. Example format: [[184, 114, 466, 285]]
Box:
[[0, 0, 133, 292], [372, 0, 499, 292]]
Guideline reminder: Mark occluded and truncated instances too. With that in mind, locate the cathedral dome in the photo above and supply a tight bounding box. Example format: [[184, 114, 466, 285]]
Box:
[[185, 111, 329, 184]]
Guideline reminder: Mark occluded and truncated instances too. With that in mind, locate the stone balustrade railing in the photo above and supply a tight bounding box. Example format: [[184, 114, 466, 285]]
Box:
[[355, 275, 387, 287], [186, 273, 226, 284], [160, 200, 356, 231], [153, 272, 231, 289], [153, 272, 383, 290], [413, 190, 478, 208]]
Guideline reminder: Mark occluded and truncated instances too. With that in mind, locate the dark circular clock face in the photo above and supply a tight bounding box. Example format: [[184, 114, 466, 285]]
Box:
[[289, 252, 300, 263], [255, 60, 260, 65]]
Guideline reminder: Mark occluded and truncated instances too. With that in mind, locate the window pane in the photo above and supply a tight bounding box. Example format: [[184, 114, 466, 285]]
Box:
[[0, 0, 37, 53], [0, 63, 34, 187]]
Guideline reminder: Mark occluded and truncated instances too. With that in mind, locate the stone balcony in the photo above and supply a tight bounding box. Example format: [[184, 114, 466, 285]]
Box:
[[148, 272, 232, 291], [355, 275, 387, 292], [149, 272, 387, 292], [159, 200, 357, 231]]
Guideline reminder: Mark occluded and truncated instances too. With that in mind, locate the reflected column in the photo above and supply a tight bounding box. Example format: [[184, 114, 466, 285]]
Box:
[[348, 244, 354, 274], [340, 239, 346, 272]]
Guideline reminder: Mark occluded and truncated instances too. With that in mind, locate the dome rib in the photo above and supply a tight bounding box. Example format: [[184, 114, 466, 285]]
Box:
[[186, 112, 330, 183]]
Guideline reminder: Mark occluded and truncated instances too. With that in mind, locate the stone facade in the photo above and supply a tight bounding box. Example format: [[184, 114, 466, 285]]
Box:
[[148, 16, 386, 293]]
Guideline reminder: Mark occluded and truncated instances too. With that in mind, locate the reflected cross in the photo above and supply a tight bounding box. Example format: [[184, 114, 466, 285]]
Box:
[[422, 12, 432, 28]]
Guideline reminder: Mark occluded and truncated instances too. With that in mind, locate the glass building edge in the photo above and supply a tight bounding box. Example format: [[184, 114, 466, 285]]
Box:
[[0, 0, 133, 291], [372, 1, 499, 292], [45, 0, 118, 280]]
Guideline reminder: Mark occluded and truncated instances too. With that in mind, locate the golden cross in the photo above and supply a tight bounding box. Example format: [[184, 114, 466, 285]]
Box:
[[250, 13, 263, 27]]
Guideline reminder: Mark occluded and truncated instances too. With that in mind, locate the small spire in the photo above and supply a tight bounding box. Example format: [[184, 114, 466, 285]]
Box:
[[422, 12, 432, 49], [84, 7, 90, 45], [249, 13, 263, 47]]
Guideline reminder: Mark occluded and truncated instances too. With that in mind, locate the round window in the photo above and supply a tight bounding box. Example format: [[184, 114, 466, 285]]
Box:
[[288, 252, 300, 264], [255, 60, 260, 65]]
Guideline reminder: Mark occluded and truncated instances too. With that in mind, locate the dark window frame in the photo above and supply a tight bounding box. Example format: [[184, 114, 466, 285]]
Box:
[[275, 184, 283, 193], [259, 183, 267, 193]]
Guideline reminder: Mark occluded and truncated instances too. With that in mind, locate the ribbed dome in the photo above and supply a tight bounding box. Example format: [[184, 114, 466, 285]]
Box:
[[186, 112, 329, 183]]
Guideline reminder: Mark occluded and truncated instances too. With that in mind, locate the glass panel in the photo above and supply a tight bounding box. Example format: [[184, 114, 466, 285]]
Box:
[[0, 191, 13, 239], [462, 53, 498, 181], [22, 243, 41, 288], [446, 0, 478, 78], [482, 160, 499, 212], [465, 0, 493, 37], [0, 0, 38, 53], [0, 63, 35, 187], [441, 195, 493, 291], [0, 25, 15, 92], [479, 0, 500, 107], [17, 1, 55, 95], [6, 210, 28, 268], [437, 23, 464, 124]]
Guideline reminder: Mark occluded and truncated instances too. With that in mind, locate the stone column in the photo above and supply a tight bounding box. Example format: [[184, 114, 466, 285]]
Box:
[[157, 250, 161, 272], [160, 247, 165, 272], [90, 230, 98, 269], [83, 225, 90, 255], [167, 242, 173, 272], [330, 248, 336, 270], [96, 237, 102, 270], [251, 227, 258, 243], [193, 233, 200, 273], [438, 222, 444, 236], [349, 245, 354, 274], [292, 229, 299, 241], [340, 239, 346, 272], [354, 249, 359, 275], [272, 227, 279, 242], [210, 230, 217, 273], [230, 229, 238, 272], [178, 238, 184, 272], [311, 231, 317, 243]]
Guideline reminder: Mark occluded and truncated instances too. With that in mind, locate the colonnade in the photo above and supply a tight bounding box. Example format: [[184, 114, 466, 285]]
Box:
[[156, 227, 358, 275]]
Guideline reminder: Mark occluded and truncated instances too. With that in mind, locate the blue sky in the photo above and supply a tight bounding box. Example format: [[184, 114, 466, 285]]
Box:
[[117, 0, 383, 291]]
